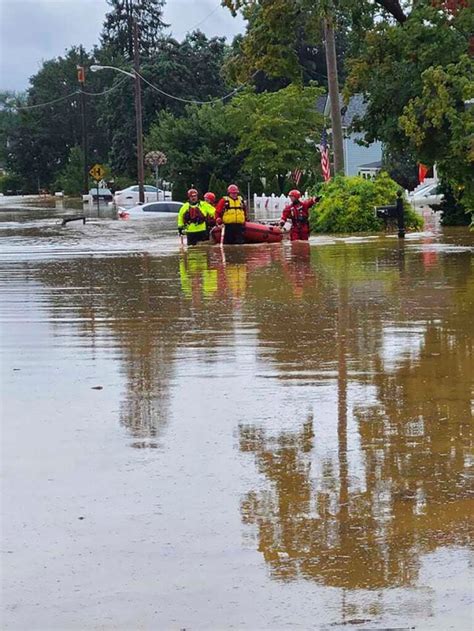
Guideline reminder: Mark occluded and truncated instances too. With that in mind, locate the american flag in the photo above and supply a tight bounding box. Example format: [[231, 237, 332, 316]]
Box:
[[319, 129, 331, 182], [291, 168, 302, 186]]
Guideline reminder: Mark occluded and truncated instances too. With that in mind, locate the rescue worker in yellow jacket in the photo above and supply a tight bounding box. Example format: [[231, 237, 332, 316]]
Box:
[[178, 189, 210, 246], [215, 184, 247, 245]]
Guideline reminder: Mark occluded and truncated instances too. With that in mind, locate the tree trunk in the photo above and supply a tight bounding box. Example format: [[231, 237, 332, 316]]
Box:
[[323, 16, 345, 175]]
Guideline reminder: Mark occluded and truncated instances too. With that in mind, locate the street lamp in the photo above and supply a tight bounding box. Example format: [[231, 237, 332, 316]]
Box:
[[90, 25, 145, 203], [90, 65, 134, 78]]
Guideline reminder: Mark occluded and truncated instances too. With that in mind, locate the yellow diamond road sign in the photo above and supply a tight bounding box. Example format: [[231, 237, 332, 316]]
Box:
[[89, 164, 105, 181]]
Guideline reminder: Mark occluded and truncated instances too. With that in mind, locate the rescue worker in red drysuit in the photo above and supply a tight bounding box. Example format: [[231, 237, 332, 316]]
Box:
[[203, 191, 217, 236], [215, 184, 248, 245], [279, 190, 319, 241]]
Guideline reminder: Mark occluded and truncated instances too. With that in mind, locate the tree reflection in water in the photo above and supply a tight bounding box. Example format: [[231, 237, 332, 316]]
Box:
[[238, 240, 472, 594]]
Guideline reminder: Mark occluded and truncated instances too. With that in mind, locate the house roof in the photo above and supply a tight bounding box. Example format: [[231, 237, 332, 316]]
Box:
[[358, 160, 382, 169], [317, 93, 368, 127]]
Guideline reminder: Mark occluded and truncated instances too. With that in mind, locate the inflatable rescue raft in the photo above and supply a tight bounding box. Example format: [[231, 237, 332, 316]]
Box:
[[210, 222, 283, 245]]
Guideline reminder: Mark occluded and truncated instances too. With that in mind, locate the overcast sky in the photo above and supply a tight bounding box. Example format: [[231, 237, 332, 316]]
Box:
[[0, 0, 245, 92]]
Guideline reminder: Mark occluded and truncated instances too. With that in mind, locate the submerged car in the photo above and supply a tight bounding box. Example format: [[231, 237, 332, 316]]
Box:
[[114, 185, 172, 206], [118, 200, 182, 218], [83, 188, 114, 203]]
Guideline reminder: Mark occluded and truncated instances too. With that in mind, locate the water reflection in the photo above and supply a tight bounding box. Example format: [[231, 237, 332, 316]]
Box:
[[237, 240, 473, 592], [8, 230, 473, 595]]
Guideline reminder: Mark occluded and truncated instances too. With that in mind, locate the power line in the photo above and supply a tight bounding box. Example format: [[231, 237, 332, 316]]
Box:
[[9, 75, 130, 110], [11, 92, 78, 110], [82, 75, 130, 96], [136, 70, 248, 105], [8, 67, 248, 112], [170, 3, 222, 39]]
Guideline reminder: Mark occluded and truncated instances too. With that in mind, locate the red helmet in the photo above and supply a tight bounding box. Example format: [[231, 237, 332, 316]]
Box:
[[227, 184, 239, 195], [187, 188, 198, 200], [289, 189, 301, 199], [204, 192, 216, 204]]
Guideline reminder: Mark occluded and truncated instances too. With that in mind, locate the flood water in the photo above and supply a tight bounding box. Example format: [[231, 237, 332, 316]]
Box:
[[1, 198, 473, 630]]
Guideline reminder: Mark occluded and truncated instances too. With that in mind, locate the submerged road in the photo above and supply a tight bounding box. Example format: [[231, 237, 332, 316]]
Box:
[[1, 198, 473, 630]]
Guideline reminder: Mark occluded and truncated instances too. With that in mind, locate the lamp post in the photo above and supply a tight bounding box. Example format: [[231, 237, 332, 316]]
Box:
[[90, 29, 145, 203], [145, 151, 167, 200]]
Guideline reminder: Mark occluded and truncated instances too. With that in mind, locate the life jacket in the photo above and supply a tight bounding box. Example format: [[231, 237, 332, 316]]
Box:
[[184, 202, 206, 225], [289, 202, 309, 225], [222, 195, 246, 225]]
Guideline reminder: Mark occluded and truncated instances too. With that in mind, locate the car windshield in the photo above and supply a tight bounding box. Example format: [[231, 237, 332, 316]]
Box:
[[143, 202, 180, 212]]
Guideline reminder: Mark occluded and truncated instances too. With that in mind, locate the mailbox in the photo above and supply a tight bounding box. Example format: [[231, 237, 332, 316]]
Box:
[[375, 205, 398, 219]]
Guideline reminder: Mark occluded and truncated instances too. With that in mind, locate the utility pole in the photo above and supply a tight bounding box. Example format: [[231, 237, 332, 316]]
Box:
[[77, 47, 89, 195], [133, 18, 145, 204], [323, 13, 345, 175]]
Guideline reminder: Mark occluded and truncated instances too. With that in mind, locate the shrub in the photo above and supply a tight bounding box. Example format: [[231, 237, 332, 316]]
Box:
[[0, 173, 24, 195], [53, 146, 83, 196], [207, 173, 227, 199], [431, 181, 470, 226], [309, 172, 423, 234]]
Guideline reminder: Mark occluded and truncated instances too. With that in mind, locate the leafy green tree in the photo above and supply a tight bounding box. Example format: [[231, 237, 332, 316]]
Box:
[[0, 91, 22, 167], [399, 54, 474, 213], [346, 2, 473, 210], [227, 84, 324, 189], [101, 0, 167, 60], [223, 0, 371, 88], [6, 47, 109, 191], [382, 146, 418, 191], [0, 173, 23, 195], [310, 172, 423, 233], [98, 32, 232, 177], [431, 181, 471, 226], [145, 100, 243, 194], [53, 146, 84, 196], [207, 173, 228, 199]]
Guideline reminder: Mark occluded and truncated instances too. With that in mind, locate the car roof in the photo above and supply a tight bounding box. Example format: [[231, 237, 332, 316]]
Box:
[[143, 200, 181, 207]]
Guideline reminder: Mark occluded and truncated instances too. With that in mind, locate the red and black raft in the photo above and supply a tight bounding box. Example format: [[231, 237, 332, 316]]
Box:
[[211, 221, 283, 245]]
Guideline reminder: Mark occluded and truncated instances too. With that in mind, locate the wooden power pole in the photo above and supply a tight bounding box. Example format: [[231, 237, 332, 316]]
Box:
[[133, 19, 145, 204], [324, 14, 345, 175]]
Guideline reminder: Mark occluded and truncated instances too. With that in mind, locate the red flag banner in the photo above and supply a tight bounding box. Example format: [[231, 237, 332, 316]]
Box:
[[418, 164, 429, 184]]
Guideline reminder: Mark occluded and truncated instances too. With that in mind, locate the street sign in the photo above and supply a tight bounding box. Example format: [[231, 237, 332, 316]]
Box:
[[89, 164, 105, 181]]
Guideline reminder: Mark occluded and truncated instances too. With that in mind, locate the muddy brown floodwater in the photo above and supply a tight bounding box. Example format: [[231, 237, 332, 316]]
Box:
[[1, 198, 473, 630]]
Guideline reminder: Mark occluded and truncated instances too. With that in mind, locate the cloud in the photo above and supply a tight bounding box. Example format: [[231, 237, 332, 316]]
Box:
[[0, 0, 245, 92]]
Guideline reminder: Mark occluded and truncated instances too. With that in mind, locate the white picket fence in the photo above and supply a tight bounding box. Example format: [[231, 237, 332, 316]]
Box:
[[253, 193, 310, 216]]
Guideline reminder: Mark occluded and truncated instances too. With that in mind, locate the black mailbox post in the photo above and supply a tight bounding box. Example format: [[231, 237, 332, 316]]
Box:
[[375, 191, 405, 238]]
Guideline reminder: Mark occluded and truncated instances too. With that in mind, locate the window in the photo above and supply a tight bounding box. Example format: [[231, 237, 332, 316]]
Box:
[[143, 202, 181, 213]]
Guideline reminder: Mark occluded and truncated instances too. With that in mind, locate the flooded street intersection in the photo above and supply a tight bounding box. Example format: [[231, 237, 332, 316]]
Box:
[[1, 199, 473, 630]]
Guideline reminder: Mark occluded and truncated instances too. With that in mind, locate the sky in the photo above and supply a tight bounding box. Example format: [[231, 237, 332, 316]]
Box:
[[0, 0, 245, 92]]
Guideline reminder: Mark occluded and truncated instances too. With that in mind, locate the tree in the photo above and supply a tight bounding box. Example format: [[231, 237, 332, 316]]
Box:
[[400, 55, 474, 213], [346, 2, 473, 211], [0, 91, 22, 167], [222, 1, 373, 176], [6, 47, 109, 191], [98, 32, 232, 177], [145, 100, 243, 195], [53, 146, 84, 195], [227, 84, 324, 189], [101, 0, 167, 60]]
